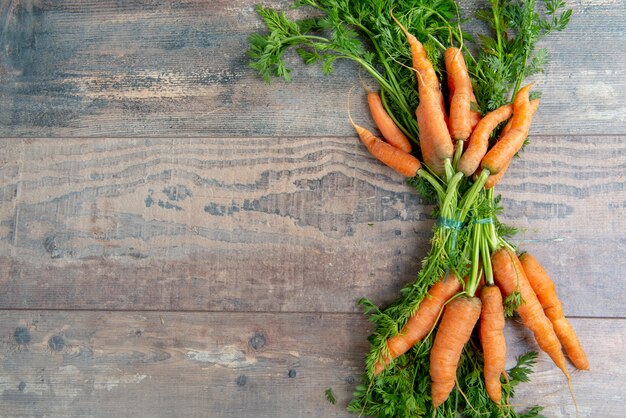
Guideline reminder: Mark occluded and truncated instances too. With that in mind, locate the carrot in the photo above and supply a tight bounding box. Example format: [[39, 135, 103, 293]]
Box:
[[430, 296, 482, 408], [468, 91, 481, 131], [479, 285, 507, 403], [390, 13, 445, 116], [350, 120, 421, 177], [499, 111, 514, 138], [348, 90, 421, 177], [416, 92, 454, 176], [458, 104, 513, 177], [520, 253, 589, 370], [392, 14, 452, 176], [391, 13, 439, 94], [491, 248, 571, 381], [483, 160, 510, 189], [367, 90, 412, 153], [374, 273, 462, 375], [481, 85, 538, 174], [500, 98, 539, 138], [445, 47, 476, 141], [483, 99, 539, 189]]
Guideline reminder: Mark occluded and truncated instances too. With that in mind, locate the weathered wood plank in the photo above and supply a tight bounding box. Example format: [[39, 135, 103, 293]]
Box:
[[0, 312, 622, 417], [505, 317, 626, 418], [0, 136, 624, 316], [0, 311, 368, 417], [0, 0, 623, 138]]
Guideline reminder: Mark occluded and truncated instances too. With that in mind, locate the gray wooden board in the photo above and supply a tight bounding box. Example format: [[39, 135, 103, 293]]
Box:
[[0, 312, 623, 418], [0, 136, 624, 316], [0, 0, 624, 138]]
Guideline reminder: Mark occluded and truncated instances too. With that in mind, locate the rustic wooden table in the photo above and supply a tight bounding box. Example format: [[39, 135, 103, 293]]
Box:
[[0, 1, 624, 417]]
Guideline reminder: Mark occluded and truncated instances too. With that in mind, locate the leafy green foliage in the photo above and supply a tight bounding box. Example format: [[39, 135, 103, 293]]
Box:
[[325, 387, 337, 404], [248, 0, 464, 147], [408, 174, 438, 203], [471, 0, 572, 111], [249, 0, 570, 153], [349, 341, 544, 417], [491, 194, 519, 238], [248, 5, 365, 82], [503, 290, 523, 318]]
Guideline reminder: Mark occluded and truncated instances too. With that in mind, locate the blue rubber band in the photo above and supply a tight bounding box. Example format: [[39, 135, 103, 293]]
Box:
[[437, 217, 464, 230], [437, 217, 464, 255]]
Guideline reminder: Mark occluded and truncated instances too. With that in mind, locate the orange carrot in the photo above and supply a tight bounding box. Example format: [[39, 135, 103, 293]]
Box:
[[483, 99, 539, 189], [520, 253, 589, 370], [445, 47, 475, 141], [491, 248, 571, 381], [481, 85, 538, 174], [479, 285, 507, 403], [374, 273, 462, 375], [430, 296, 482, 408], [499, 111, 514, 137], [468, 91, 481, 131], [416, 91, 454, 176], [458, 104, 513, 177], [391, 13, 439, 93], [393, 15, 452, 176], [367, 90, 412, 153], [350, 121, 421, 177], [500, 98, 539, 138], [483, 160, 510, 189]]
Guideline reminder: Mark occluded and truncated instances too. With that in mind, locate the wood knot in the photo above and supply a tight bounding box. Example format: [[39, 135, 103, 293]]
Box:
[[48, 335, 65, 351], [14, 327, 31, 345], [235, 374, 247, 386], [248, 332, 266, 350]]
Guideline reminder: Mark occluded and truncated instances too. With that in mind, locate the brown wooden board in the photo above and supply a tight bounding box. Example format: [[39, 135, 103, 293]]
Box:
[[0, 0, 624, 138], [0, 312, 622, 417], [1, 136, 624, 316]]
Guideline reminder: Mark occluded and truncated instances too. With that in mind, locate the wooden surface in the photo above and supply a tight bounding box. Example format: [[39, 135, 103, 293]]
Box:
[[0, 1, 624, 417]]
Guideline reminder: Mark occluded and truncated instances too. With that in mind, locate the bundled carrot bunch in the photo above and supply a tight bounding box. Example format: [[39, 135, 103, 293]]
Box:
[[249, 0, 578, 415], [354, 22, 587, 410]]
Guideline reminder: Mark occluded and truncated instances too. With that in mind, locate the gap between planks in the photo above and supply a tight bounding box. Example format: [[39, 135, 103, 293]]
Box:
[[0, 134, 623, 140], [0, 308, 622, 320]]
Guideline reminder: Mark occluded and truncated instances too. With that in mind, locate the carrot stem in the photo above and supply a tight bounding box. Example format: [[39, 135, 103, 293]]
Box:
[[512, 0, 536, 96], [352, 20, 407, 107], [482, 189, 500, 252], [440, 171, 464, 258], [491, 1, 504, 58], [444, 159, 455, 183], [453, 139, 464, 170], [458, 169, 489, 222], [441, 172, 464, 216], [486, 221, 499, 252], [481, 227, 494, 285], [467, 224, 482, 296]]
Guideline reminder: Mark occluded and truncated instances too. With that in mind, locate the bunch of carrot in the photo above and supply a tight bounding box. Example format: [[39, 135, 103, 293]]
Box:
[[349, 19, 587, 410]]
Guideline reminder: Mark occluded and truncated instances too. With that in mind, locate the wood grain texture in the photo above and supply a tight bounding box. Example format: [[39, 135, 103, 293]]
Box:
[[504, 317, 625, 418], [1, 136, 624, 316], [0, 312, 622, 418], [0, 0, 624, 138], [0, 311, 369, 418], [0, 2, 624, 417]]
